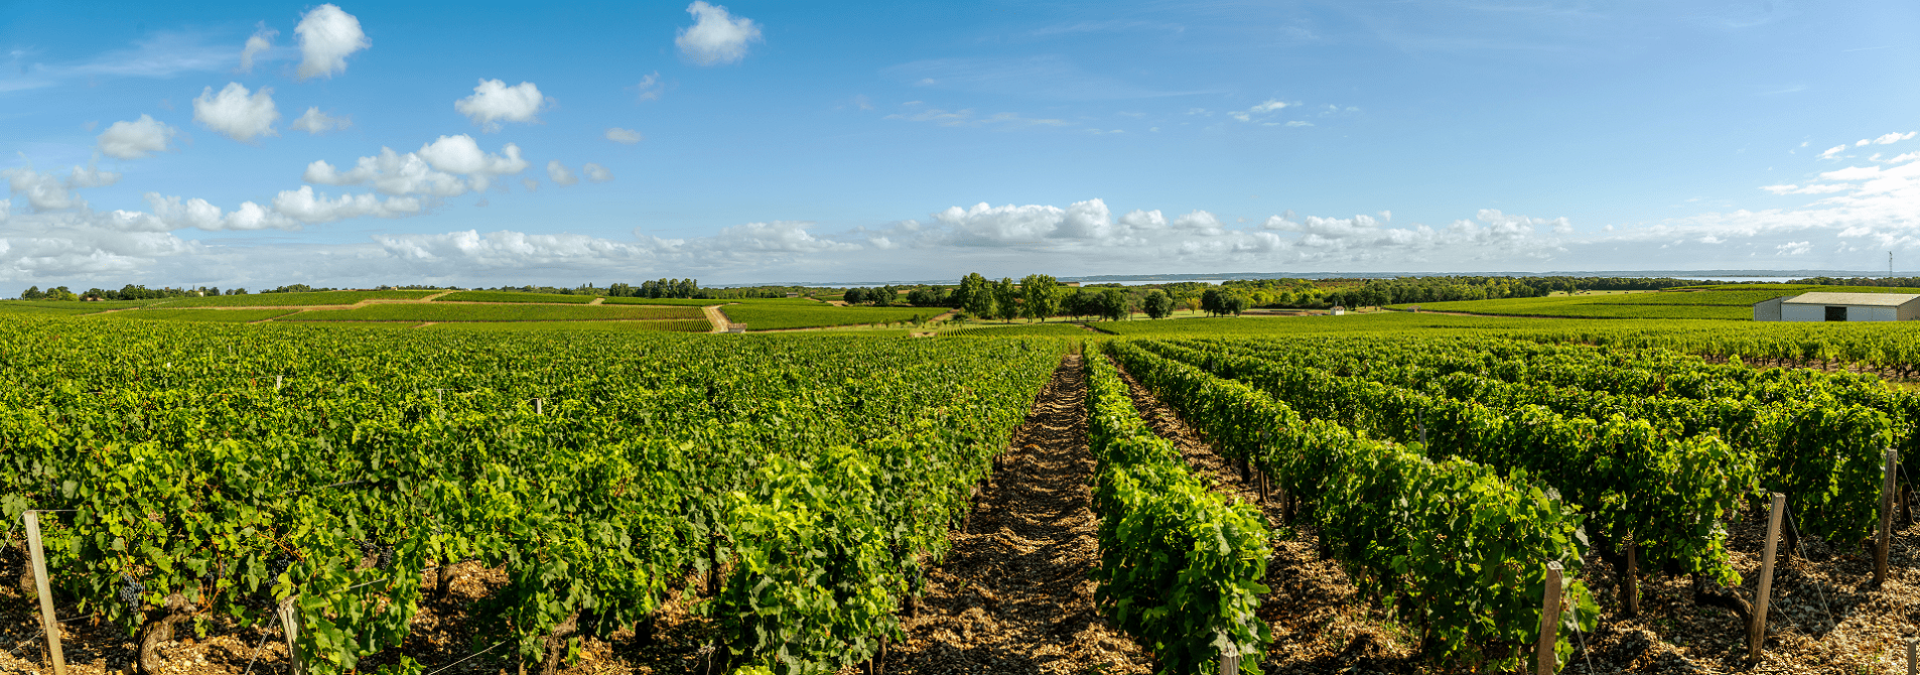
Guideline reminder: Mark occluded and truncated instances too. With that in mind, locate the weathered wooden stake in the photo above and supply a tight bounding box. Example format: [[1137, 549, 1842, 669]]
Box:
[[275, 375, 283, 391], [535, 398, 543, 415], [1906, 637, 1917, 675], [25, 512, 66, 675], [1749, 492, 1784, 662], [277, 596, 306, 675], [1218, 649, 1242, 674], [1535, 561, 1562, 675], [1621, 540, 1640, 617], [1877, 449, 1898, 586]]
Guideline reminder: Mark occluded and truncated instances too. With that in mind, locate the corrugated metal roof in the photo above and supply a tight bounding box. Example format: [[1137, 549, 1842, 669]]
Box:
[[1780, 292, 1920, 307]]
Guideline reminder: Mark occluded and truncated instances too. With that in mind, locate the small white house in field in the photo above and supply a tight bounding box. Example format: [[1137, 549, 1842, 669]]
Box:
[[1754, 292, 1920, 322]]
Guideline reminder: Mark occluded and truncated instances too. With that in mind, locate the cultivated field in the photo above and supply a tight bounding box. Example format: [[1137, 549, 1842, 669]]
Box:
[[0, 296, 1915, 675]]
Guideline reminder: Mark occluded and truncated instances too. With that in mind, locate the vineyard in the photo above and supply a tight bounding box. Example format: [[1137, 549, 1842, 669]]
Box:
[[0, 310, 1915, 675]]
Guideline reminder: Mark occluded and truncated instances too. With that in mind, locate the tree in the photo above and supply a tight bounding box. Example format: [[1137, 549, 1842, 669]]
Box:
[[1143, 290, 1175, 319], [956, 273, 995, 318], [1098, 288, 1131, 321], [992, 277, 1021, 322], [844, 287, 868, 304], [907, 287, 948, 307], [1200, 288, 1224, 316], [20, 286, 42, 300], [1222, 291, 1250, 315], [1020, 274, 1059, 322]]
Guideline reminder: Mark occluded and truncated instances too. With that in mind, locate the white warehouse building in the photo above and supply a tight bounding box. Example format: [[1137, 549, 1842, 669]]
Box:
[[1752, 292, 1920, 322]]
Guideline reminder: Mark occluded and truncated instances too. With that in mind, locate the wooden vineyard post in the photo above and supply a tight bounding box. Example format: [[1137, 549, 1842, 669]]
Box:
[[1535, 561, 1562, 675], [1877, 449, 1898, 586], [1907, 637, 1917, 675], [24, 512, 66, 675], [1218, 649, 1241, 674], [277, 596, 306, 675], [534, 398, 543, 415], [1749, 492, 1784, 662], [1621, 540, 1640, 617], [275, 375, 283, 391]]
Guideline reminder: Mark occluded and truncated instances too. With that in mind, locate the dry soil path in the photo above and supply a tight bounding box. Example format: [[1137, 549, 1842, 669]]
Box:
[[888, 354, 1152, 675]]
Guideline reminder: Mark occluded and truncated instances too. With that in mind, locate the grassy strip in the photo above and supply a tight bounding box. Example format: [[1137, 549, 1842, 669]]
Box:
[[418, 319, 713, 332], [721, 304, 935, 330], [945, 323, 1092, 337], [158, 290, 440, 307], [285, 303, 705, 322], [433, 291, 597, 304], [97, 309, 297, 322]]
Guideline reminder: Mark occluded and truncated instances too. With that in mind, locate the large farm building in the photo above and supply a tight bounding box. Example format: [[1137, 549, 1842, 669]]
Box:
[[1752, 291, 1920, 321]]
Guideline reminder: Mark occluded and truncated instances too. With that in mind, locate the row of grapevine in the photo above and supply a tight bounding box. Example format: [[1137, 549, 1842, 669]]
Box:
[[1081, 350, 1272, 673], [1172, 335, 1896, 544], [1104, 342, 1596, 668], [1136, 339, 1756, 587], [0, 315, 1066, 674]]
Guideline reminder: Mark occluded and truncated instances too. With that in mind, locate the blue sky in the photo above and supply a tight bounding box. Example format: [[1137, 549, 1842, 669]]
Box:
[[3, 0, 1918, 287]]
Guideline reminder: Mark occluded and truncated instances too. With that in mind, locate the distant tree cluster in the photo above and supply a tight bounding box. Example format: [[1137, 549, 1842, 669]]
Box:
[[1790, 276, 1920, 288], [18, 284, 252, 301]]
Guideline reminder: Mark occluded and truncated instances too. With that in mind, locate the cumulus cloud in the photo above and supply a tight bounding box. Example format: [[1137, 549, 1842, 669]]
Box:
[[289, 107, 351, 134], [295, 4, 370, 80], [271, 186, 419, 223], [1776, 241, 1812, 255], [582, 163, 611, 182], [676, 1, 762, 66], [605, 127, 643, 144], [306, 135, 527, 196], [455, 79, 549, 131], [1819, 144, 1847, 159], [144, 193, 294, 231], [4, 168, 82, 212], [715, 221, 859, 253], [239, 26, 277, 73], [97, 115, 178, 159], [66, 163, 121, 189], [547, 160, 578, 186], [0, 199, 8, 222], [193, 82, 280, 141]]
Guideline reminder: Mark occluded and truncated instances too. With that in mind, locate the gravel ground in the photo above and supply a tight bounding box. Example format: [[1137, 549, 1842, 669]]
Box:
[[887, 353, 1153, 674]]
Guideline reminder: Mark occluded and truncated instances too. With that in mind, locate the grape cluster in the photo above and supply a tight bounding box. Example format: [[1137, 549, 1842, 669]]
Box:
[[267, 555, 293, 583], [118, 574, 145, 616], [356, 539, 396, 570]]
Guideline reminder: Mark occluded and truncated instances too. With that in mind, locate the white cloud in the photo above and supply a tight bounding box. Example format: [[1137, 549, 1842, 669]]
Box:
[[1867, 131, 1916, 146], [522, 178, 539, 192], [289, 107, 351, 134], [1171, 210, 1226, 235], [97, 115, 178, 159], [417, 135, 528, 177], [547, 160, 579, 186], [1819, 145, 1847, 159], [634, 72, 665, 101], [1284, 120, 1312, 127], [271, 186, 419, 223], [304, 136, 527, 196], [582, 163, 611, 182], [1777, 241, 1812, 255], [715, 221, 859, 253], [304, 149, 467, 197], [0, 199, 8, 222], [239, 26, 277, 73], [884, 107, 1069, 128], [66, 163, 121, 189], [676, 1, 762, 66], [193, 82, 279, 142], [4, 168, 82, 212], [605, 127, 643, 144], [1230, 99, 1290, 122], [295, 4, 370, 80], [145, 193, 295, 231], [455, 79, 549, 131]]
